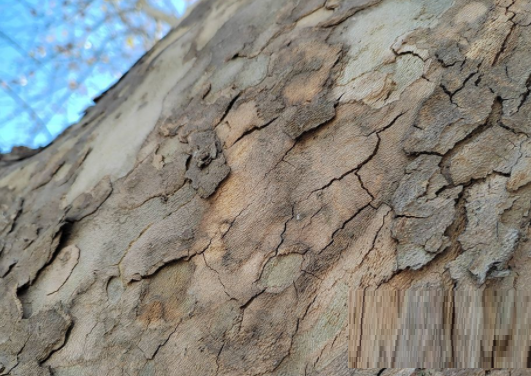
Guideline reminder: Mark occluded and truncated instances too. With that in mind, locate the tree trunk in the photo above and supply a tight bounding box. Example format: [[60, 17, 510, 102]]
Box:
[[1, 0, 531, 374]]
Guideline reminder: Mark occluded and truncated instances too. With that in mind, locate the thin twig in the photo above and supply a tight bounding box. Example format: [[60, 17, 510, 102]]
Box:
[[0, 81, 52, 139]]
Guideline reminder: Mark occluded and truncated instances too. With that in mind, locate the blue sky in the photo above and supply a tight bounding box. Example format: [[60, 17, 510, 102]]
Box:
[[0, 0, 188, 152]]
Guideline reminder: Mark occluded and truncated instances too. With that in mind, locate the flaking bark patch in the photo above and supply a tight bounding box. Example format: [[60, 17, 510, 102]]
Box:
[[1, 0, 531, 374]]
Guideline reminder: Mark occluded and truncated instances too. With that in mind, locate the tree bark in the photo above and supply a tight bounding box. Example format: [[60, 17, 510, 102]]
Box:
[[1, 0, 531, 374]]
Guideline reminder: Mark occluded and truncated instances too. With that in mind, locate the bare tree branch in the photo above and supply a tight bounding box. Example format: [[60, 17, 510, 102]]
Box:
[[0, 29, 42, 65], [0, 81, 52, 140], [136, 0, 180, 26], [42, 40, 111, 126]]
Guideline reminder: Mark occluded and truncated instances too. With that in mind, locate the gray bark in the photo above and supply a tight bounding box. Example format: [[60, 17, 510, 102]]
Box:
[[1, 0, 531, 374]]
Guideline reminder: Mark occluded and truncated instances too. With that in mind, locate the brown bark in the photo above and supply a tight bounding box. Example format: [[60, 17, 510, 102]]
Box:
[[1, 0, 531, 374], [350, 286, 531, 368]]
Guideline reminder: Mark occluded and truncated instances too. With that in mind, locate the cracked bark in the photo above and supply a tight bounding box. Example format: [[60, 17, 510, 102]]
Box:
[[2, 0, 531, 374]]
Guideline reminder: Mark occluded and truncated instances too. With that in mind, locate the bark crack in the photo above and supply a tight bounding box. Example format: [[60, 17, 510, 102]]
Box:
[[202, 251, 233, 300], [492, 20, 517, 66]]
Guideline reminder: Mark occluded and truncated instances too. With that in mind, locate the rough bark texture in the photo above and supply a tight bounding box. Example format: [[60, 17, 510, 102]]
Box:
[[1, 0, 531, 374]]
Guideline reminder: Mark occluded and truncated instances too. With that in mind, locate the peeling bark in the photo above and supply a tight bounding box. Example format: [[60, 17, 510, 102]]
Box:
[[2, 0, 531, 374]]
